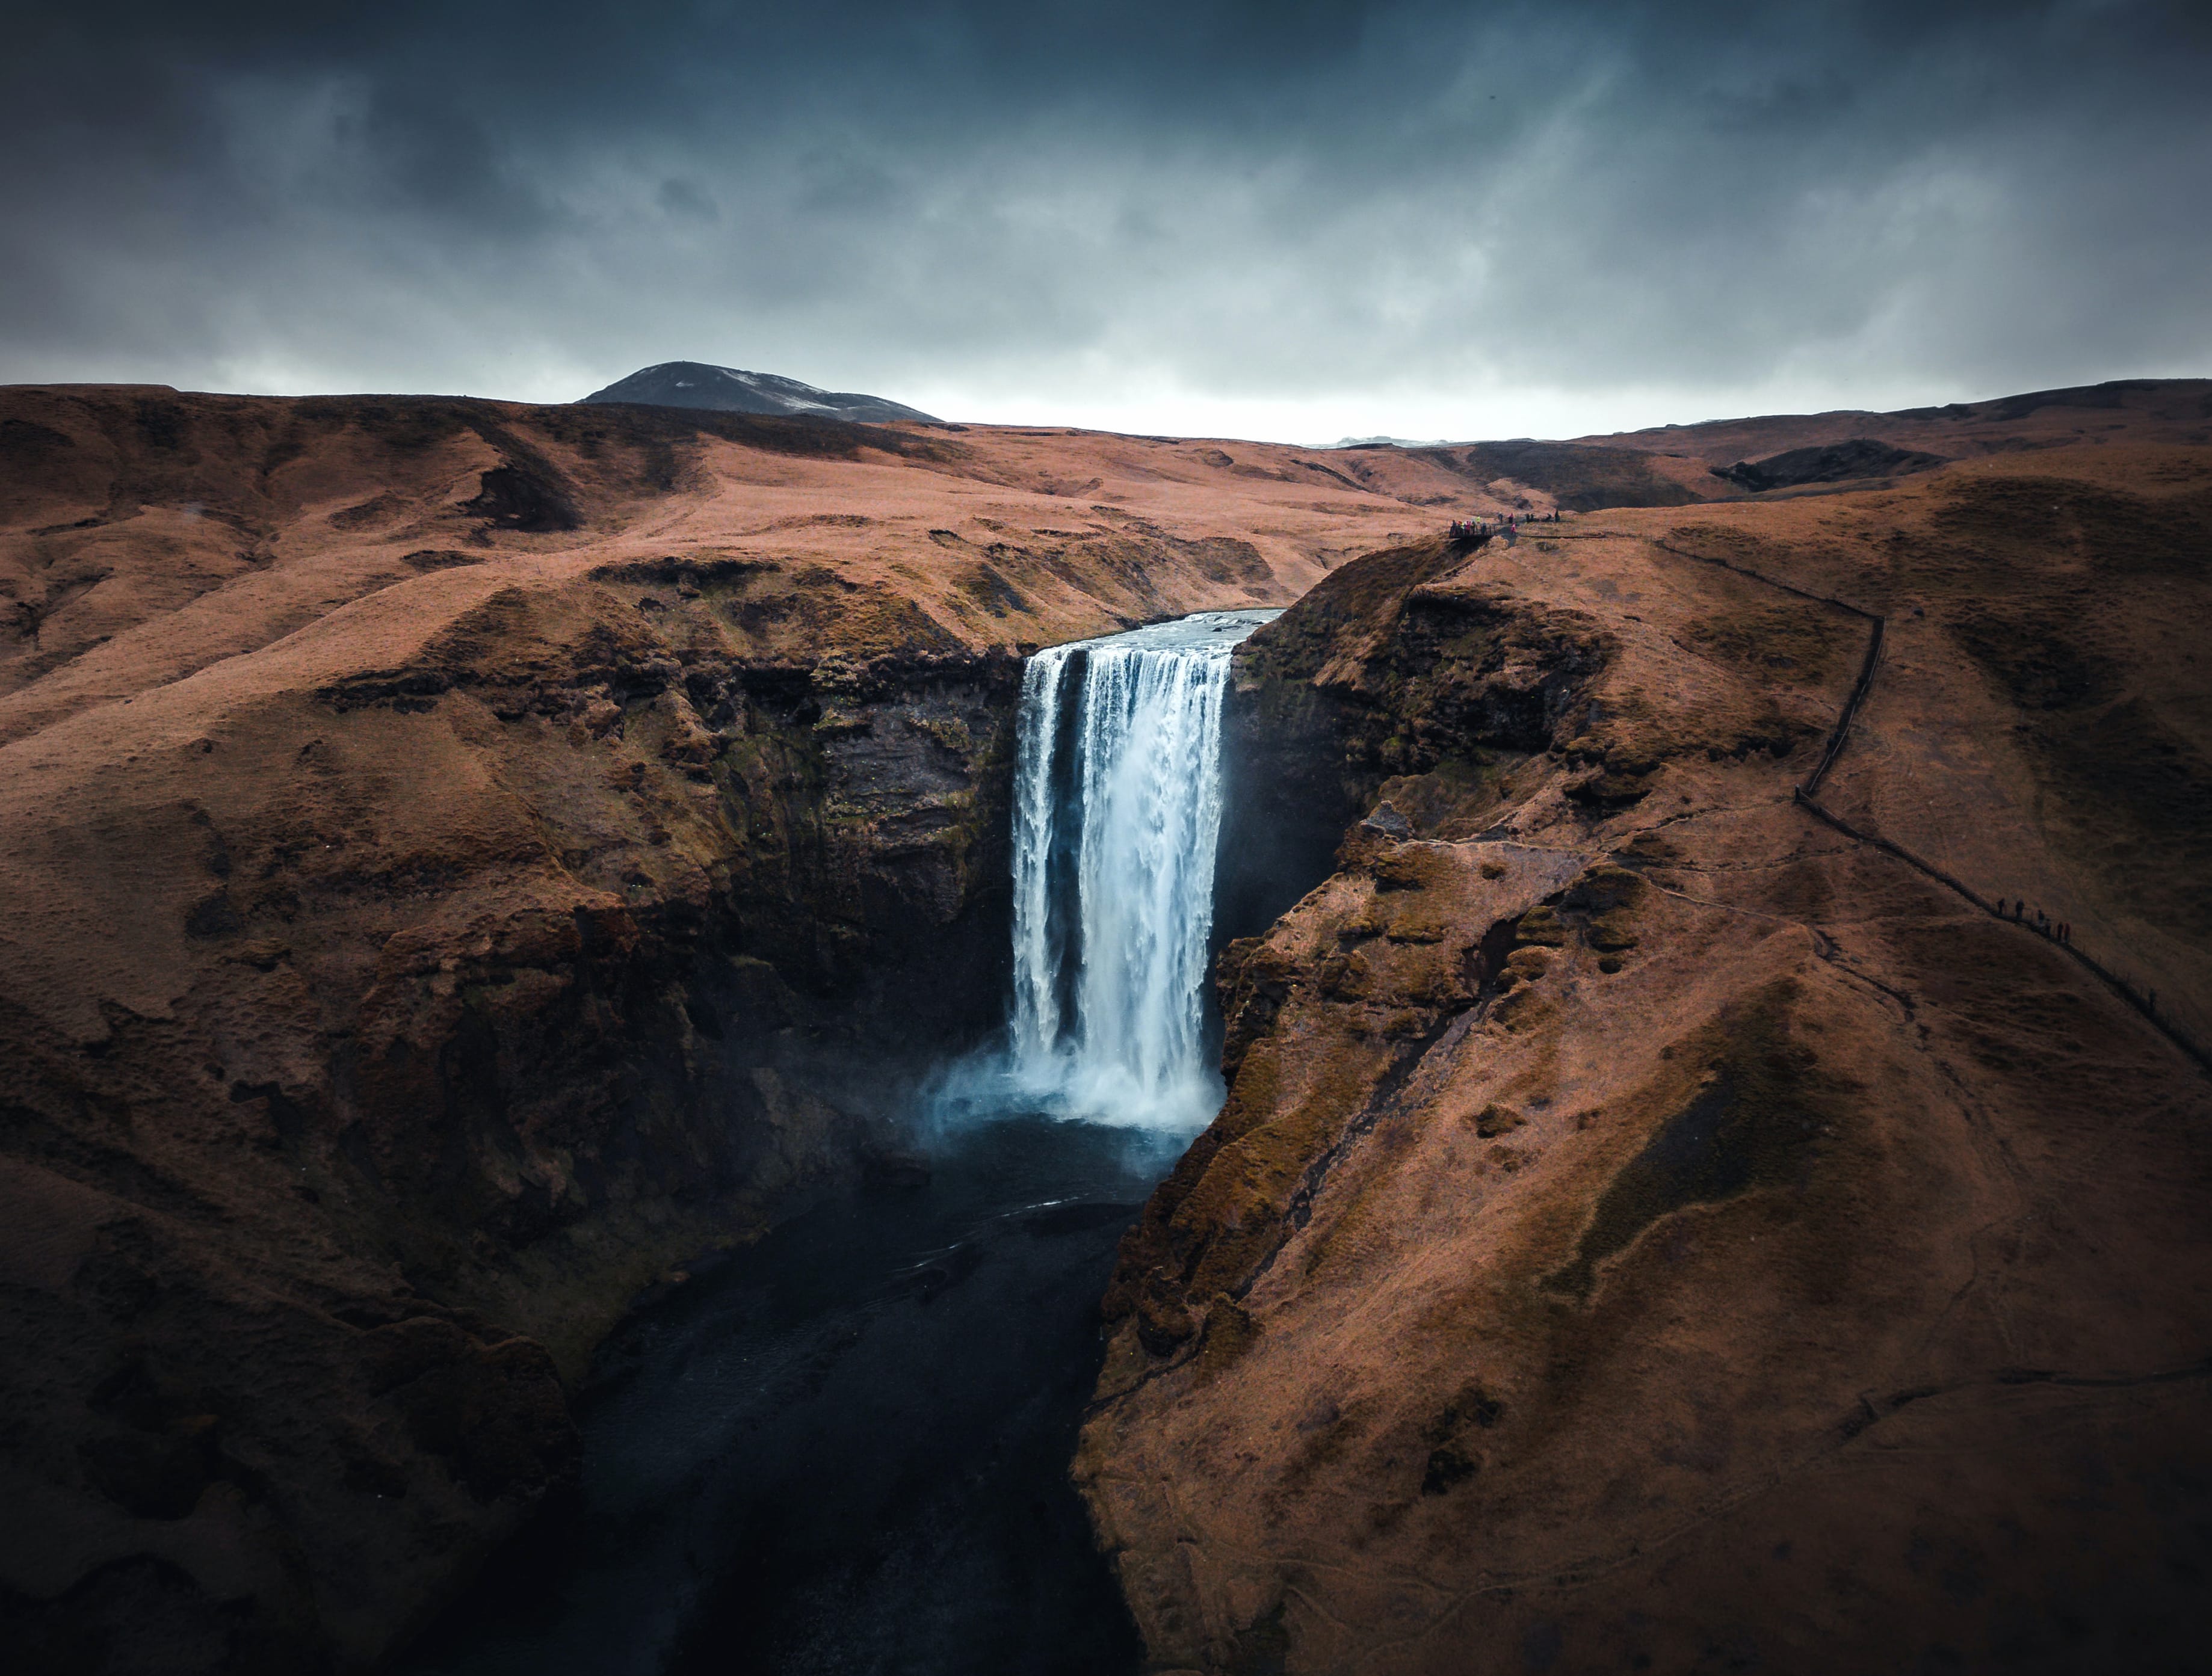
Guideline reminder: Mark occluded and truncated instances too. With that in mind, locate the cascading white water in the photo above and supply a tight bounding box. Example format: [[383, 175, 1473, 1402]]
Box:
[[1001, 609, 1279, 1129]]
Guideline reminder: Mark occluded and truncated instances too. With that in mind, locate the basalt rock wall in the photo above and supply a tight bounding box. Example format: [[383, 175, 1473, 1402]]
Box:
[[0, 593, 1027, 1674]]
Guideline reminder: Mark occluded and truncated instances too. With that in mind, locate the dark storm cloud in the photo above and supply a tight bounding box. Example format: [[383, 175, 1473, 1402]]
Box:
[[4, 1, 2208, 434]]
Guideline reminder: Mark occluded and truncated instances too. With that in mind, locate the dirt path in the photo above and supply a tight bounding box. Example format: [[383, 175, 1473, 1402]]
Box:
[[1649, 535, 2211, 1080]]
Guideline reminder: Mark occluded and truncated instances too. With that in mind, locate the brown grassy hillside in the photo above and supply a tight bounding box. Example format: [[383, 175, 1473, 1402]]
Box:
[[2, 380, 2205, 1672], [1081, 443, 2212, 1676]]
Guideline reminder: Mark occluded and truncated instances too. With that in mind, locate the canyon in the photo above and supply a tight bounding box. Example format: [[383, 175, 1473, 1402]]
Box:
[[2, 378, 2209, 1672]]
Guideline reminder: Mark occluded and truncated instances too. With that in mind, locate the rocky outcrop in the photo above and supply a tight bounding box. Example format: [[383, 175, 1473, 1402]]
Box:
[[1212, 537, 1610, 944], [1712, 437, 1949, 493], [1080, 452, 2212, 1674]]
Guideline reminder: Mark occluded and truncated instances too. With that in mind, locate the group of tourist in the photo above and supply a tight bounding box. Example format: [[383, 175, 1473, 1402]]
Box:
[[1997, 897, 2072, 944], [1448, 509, 1563, 541], [1998, 896, 2166, 1016]]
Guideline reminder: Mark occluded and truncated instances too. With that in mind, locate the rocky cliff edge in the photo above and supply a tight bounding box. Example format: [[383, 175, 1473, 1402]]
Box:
[[1081, 444, 2212, 1675]]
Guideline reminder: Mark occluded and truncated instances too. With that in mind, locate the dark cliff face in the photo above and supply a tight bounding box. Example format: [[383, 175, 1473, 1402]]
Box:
[[0, 593, 1025, 1675], [1213, 537, 1609, 947]]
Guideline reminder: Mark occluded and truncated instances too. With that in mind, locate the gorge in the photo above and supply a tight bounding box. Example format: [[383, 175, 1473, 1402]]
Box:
[[406, 607, 1285, 1672], [4, 380, 2211, 1674]]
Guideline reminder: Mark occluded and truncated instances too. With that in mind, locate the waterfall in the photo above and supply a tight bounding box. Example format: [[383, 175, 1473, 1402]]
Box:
[[1001, 609, 1279, 1130]]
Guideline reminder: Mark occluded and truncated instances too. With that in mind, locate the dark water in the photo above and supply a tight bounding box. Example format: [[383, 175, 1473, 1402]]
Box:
[[402, 1116, 1179, 1676]]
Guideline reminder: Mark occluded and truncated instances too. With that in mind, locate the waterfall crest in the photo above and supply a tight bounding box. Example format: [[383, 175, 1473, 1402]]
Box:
[[999, 609, 1277, 1130]]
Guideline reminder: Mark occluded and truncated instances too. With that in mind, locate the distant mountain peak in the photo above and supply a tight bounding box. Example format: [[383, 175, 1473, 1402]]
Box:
[[579, 361, 939, 424]]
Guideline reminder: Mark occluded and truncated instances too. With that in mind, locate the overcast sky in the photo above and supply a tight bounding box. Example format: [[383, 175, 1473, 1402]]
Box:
[[5, 1, 2208, 441]]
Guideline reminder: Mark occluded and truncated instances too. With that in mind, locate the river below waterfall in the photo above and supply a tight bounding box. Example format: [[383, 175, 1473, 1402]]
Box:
[[403, 1115, 1178, 1676]]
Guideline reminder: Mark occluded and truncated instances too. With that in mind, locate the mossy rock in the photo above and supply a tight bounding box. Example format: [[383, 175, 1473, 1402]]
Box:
[[1587, 910, 1640, 953], [1195, 1298, 1261, 1384], [1491, 988, 1556, 1035], [1421, 1444, 1480, 1494], [1515, 906, 1568, 947], [1419, 1378, 1506, 1495], [1370, 849, 1433, 892], [1565, 863, 1648, 913], [1563, 769, 1655, 808], [1474, 1102, 1526, 1138], [1135, 1290, 1195, 1356], [1385, 916, 1449, 944], [1317, 951, 1373, 1000]]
